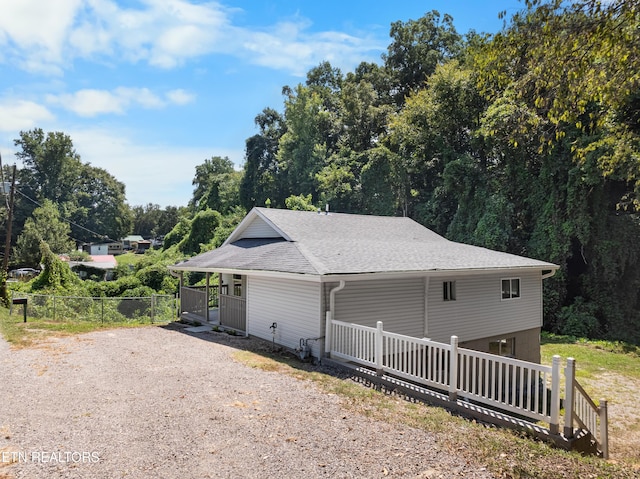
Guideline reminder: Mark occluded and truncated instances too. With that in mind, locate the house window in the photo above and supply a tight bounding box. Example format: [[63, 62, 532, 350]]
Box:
[[489, 338, 515, 357], [443, 281, 456, 301], [501, 278, 520, 300]]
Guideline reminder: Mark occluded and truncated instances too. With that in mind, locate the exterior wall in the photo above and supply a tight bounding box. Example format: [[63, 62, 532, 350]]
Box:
[[240, 217, 281, 239], [427, 271, 542, 347], [90, 244, 108, 255], [459, 327, 541, 363], [332, 278, 425, 338], [247, 276, 323, 358]]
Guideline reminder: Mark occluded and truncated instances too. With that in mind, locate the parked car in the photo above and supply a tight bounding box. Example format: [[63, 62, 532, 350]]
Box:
[[9, 268, 40, 279]]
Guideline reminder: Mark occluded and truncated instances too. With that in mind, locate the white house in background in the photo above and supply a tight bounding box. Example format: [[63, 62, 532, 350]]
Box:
[[168, 207, 558, 363], [86, 242, 123, 256]]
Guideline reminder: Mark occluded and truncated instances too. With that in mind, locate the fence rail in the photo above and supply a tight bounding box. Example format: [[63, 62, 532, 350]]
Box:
[[10, 292, 176, 324], [327, 319, 606, 456]]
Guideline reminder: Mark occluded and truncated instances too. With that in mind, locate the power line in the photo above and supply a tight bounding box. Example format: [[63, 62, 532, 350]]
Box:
[[13, 187, 119, 244]]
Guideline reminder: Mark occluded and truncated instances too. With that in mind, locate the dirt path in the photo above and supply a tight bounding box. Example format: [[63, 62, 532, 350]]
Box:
[[0, 324, 494, 479]]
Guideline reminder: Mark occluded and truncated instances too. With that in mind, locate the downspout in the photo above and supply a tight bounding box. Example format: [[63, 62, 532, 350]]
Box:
[[541, 269, 556, 280], [324, 280, 346, 356], [329, 280, 346, 317]]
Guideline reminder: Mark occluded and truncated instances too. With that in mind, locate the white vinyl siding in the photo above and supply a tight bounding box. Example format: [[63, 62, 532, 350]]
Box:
[[427, 271, 542, 343], [333, 279, 425, 337], [247, 276, 322, 357], [240, 217, 282, 239]]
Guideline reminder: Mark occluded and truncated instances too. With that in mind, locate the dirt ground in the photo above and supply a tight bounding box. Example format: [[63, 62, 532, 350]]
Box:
[[0, 324, 495, 479]]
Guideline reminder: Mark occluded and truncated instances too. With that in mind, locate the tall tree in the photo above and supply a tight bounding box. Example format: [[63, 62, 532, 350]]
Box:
[[383, 10, 463, 105], [13, 200, 75, 267], [13, 129, 132, 243]]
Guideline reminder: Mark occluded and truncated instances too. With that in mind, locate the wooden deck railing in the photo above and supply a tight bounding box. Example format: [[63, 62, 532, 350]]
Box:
[[219, 294, 246, 331], [180, 287, 207, 318], [326, 319, 607, 454]]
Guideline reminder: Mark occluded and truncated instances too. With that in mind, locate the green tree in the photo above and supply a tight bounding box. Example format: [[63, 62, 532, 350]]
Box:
[[13, 200, 75, 267], [14, 129, 132, 242], [383, 10, 463, 105], [190, 156, 240, 213]]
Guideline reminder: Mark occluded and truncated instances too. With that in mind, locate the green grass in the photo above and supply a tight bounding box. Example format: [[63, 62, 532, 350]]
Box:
[[115, 252, 145, 268], [541, 332, 640, 381], [0, 306, 154, 348]]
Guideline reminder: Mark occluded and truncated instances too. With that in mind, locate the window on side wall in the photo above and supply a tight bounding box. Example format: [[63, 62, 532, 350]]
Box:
[[489, 338, 515, 357], [501, 278, 520, 300], [443, 281, 456, 301]]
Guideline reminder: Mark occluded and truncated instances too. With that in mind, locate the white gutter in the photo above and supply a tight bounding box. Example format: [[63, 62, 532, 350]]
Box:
[[541, 269, 557, 280], [325, 280, 346, 356], [329, 280, 346, 317]]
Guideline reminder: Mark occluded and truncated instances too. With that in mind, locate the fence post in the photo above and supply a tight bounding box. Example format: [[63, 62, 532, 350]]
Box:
[[101, 298, 104, 324], [449, 336, 458, 401], [53, 295, 56, 320], [600, 399, 609, 459], [324, 311, 332, 355], [151, 294, 155, 324], [564, 357, 576, 438], [550, 355, 561, 435], [375, 321, 384, 375]]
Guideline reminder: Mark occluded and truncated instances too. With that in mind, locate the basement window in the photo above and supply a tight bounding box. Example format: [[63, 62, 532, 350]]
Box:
[[443, 281, 456, 301], [501, 278, 520, 300], [489, 338, 515, 357]]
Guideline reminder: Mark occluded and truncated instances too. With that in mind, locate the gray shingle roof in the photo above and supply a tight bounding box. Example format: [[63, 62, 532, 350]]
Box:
[[170, 207, 558, 276]]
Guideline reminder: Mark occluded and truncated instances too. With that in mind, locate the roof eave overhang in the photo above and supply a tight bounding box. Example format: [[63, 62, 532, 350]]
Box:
[[167, 264, 559, 283]]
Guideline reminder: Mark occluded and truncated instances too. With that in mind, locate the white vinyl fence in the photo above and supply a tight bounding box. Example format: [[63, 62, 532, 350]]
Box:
[[326, 318, 608, 458]]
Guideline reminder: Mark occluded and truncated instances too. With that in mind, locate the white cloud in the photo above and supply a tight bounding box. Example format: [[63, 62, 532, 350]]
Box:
[[0, 0, 382, 76], [70, 127, 243, 207], [166, 89, 195, 105], [46, 87, 183, 117], [0, 99, 55, 132]]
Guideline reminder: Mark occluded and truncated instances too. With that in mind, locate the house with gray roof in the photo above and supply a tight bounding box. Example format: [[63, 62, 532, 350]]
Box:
[[169, 207, 558, 363]]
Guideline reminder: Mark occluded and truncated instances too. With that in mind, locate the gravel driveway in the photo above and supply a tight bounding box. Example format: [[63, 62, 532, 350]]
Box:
[[0, 324, 494, 478]]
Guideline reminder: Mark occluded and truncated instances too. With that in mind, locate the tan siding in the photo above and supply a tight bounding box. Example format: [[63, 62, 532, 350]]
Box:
[[427, 271, 542, 343], [247, 277, 322, 357], [240, 217, 281, 239], [334, 279, 425, 337]]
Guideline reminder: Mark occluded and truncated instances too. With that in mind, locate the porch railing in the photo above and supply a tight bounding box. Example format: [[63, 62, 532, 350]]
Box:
[[180, 287, 207, 319], [219, 294, 246, 331], [564, 358, 609, 458], [326, 319, 607, 456]]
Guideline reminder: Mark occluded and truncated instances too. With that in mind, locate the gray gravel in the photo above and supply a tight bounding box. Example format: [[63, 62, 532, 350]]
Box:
[[0, 324, 495, 478]]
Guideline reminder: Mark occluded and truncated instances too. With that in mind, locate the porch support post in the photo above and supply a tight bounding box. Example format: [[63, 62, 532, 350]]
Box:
[[550, 355, 561, 435], [178, 272, 184, 317], [449, 336, 458, 401], [205, 272, 210, 323], [564, 357, 576, 438], [375, 321, 384, 375]]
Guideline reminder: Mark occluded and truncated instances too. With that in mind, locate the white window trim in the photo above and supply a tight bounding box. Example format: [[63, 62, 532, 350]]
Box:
[[500, 277, 521, 301]]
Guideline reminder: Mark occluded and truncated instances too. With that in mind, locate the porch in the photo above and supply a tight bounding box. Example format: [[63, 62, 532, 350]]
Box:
[[179, 284, 246, 333]]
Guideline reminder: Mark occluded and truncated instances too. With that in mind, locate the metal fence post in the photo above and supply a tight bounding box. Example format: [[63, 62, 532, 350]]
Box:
[[449, 336, 458, 401], [550, 355, 561, 435], [53, 295, 56, 320], [564, 358, 575, 438], [151, 294, 155, 323], [375, 321, 384, 375], [101, 298, 104, 324]]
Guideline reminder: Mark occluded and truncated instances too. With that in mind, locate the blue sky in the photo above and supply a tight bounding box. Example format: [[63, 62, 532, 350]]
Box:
[[0, 0, 524, 208]]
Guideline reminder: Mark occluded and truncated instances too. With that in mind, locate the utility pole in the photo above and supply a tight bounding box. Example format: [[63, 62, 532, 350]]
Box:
[[1, 154, 17, 306]]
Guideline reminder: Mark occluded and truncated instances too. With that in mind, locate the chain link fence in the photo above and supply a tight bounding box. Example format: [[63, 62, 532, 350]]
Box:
[[10, 292, 177, 324]]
